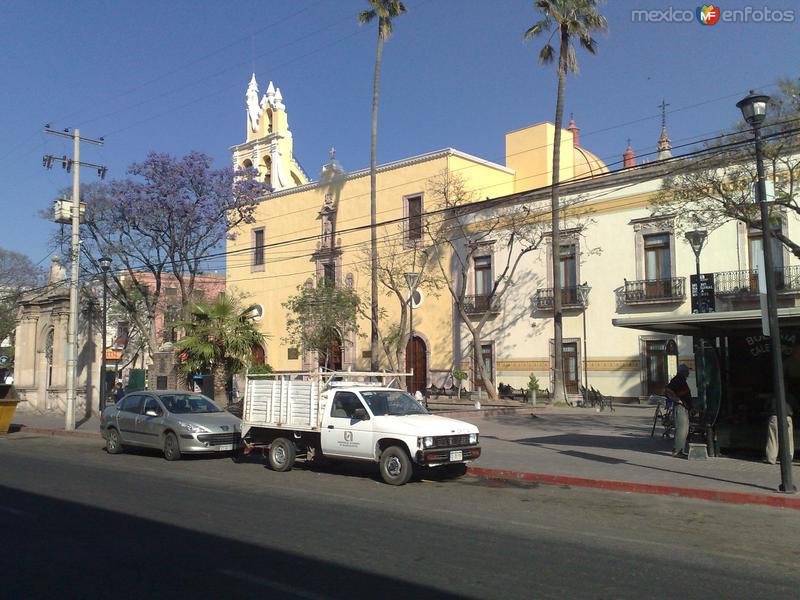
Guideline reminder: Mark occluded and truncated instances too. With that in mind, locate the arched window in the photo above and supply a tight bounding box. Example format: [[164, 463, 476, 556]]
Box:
[[44, 329, 54, 387]]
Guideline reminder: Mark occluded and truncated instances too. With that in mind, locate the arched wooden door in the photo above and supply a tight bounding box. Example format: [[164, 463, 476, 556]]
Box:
[[319, 332, 343, 371], [251, 344, 265, 366], [405, 336, 427, 394]]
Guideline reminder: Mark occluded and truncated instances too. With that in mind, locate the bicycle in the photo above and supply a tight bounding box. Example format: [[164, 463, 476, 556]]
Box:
[[650, 395, 675, 439]]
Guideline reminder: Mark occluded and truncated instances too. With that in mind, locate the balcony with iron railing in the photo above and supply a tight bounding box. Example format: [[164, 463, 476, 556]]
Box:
[[534, 286, 587, 310], [623, 277, 685, 304], [714, 265, 800, 297], [463, 294, 499, 315]]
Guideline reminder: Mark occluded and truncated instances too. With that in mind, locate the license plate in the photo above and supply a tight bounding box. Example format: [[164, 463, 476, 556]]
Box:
[[449, 450, 463, 461], [218, 444, 234, 451]]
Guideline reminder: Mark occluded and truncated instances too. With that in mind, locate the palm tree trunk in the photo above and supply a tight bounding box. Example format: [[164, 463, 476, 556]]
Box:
[[369, 31, 383, 372], [550, 30, 569, 406], [212, 361, 227, 407]]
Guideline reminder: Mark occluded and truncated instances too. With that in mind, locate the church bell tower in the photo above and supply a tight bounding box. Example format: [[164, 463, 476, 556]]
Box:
[[231, 74, 309, 191]]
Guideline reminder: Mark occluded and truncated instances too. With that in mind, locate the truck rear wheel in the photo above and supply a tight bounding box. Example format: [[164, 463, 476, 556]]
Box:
[[379, 446, 412, 485], [268, 438, 296, 472]]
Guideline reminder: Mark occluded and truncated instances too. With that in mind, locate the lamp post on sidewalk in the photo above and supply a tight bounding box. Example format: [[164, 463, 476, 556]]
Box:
[[577, 283, 591, 407], [737, 90, 794, 493], [98, 256, 111, 414]]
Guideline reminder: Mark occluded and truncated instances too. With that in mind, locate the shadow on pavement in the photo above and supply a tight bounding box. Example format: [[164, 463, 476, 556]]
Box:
[[0, 484, 473, 600]]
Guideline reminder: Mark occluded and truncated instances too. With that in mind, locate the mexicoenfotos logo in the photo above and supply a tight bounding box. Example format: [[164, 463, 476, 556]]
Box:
[[697, 4, 721, 25], [631, 4, 795, 23]]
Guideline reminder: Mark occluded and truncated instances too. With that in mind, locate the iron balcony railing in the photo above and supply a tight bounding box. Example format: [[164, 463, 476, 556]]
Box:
[[623, 277, 685, 303], [534, 286, 585, 310], [714, 265, 800, 296], [463, 294, 497, 314]]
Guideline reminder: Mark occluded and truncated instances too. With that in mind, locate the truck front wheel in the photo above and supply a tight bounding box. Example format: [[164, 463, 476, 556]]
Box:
[[379, 446, 412, 485], [268, 438, 296, 472]]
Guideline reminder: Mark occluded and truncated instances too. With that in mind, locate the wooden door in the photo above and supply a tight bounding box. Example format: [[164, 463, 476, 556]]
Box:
[[645, 340, 668, 396], [562, 342, 579, 394], [405, 336, 427, 394]]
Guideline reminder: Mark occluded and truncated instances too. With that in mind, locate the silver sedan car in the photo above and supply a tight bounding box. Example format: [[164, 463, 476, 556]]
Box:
[[100, 390, 241, 460]]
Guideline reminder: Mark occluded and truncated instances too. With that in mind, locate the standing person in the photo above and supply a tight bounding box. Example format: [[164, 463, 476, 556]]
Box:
[[665, 364, 692, 457], [113, 382, 126, 403]]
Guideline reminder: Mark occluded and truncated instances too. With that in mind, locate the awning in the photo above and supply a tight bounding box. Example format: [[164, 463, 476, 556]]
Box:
[[612, 307, 800, 335]]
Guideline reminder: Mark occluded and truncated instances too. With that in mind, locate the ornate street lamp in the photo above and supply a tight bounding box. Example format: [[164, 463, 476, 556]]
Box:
[[98, 256, 112, 413], [577, 283, 591, 408], [405, 272, 420, 396], [684, 230, 708, 278], [737, 91, 794, 493]]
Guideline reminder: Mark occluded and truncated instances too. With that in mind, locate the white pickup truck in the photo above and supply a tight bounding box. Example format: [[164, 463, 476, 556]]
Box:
[[241, 372, 481, 485]]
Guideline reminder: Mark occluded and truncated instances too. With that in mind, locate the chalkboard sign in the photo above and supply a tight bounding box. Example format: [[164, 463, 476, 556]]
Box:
[[690, 274, 716, 314]]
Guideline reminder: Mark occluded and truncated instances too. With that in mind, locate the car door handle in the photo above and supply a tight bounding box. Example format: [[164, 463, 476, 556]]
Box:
[[327, 425, 334, 429]]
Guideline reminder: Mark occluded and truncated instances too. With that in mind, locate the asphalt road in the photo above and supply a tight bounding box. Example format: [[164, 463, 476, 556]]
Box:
[[1, 433, 799, 600]]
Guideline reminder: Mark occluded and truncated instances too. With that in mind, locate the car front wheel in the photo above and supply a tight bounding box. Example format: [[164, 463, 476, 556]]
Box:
[[163, 432, 182, 461], [379, 446, 412, 485], [106, 428, 123, 455]]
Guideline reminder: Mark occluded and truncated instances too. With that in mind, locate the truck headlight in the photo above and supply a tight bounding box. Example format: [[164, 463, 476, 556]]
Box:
[[469, 433, 478, 444], [423, 436, 434, 448]]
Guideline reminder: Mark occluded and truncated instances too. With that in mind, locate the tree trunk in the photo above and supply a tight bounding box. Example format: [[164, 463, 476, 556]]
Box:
[[212, 361, 227, 407], [369, 31, 383, 371], [550, 31, 569, 406], [472, 332, 498, 402]]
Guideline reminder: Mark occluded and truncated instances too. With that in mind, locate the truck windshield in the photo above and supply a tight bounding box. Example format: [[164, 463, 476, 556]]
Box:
[[361, 391, 428, 416]]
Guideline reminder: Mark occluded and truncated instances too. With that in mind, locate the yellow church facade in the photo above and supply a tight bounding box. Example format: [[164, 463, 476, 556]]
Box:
[[226, 74, 605, 387]]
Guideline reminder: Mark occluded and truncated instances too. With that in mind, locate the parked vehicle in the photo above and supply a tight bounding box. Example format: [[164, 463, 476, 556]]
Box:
[[100, 390, 242, 460], [242, 371, 481, 485]]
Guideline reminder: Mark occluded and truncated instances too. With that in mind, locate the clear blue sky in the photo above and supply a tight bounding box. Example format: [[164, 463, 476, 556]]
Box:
[[1, 0, 798, 269]]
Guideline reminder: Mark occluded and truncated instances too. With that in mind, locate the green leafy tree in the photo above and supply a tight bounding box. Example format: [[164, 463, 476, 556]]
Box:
[[283, 283, 361, 370], [359, 0, 407, 370], [653, 79, 800, 254], [174, 294, 266, 405], [525, 0, 607, 404], [0, 249, 45, 358]]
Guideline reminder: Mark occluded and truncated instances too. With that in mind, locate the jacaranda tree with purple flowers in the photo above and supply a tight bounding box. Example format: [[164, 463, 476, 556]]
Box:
[[66, 151, 268, 367]]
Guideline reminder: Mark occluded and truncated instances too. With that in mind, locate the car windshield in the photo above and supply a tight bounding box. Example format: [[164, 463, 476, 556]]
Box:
[[361, 390, 428, 416], [160, 394, 221, 414]]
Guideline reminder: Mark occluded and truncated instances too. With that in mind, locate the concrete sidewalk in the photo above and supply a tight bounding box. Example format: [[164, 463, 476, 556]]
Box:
[[7, 404, 800, 509], [462, 405, 800, 508]]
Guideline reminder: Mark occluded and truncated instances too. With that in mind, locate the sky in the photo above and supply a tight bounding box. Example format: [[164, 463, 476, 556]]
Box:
[[1, 0, 798, 271]]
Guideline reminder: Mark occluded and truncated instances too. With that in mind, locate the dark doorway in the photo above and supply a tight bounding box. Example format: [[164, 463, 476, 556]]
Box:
[[319, 332, 343, 371], [251, 343, 265, 366], [563, 342, 579, 394], [645, 339, 669, 396], [405, 336, 427, 394]]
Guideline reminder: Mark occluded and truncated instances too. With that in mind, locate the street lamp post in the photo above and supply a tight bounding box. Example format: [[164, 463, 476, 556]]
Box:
[[577, 283, 591, 408], [737, 90, 794, 493], [684, 230, 708, 280], [405, 272, 420, 395], [98, 256, 111, 414]]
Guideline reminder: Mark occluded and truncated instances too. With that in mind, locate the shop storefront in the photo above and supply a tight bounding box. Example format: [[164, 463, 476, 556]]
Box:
[[613, 308, 800, 456]]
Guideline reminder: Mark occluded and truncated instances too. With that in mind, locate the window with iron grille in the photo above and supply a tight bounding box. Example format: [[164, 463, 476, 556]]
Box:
[[406, 195, 423, 243], [253, 228, 265, 267]]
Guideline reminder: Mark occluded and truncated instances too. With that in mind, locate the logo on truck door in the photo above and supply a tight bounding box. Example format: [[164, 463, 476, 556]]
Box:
[[338, 430, 359, 448]]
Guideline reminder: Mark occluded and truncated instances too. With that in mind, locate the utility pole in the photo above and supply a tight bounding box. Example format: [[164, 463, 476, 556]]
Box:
[[43, 126, 106, 430]]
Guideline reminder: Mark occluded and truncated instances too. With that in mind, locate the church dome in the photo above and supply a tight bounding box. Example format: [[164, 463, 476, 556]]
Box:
[[573, 146, 609, 179]]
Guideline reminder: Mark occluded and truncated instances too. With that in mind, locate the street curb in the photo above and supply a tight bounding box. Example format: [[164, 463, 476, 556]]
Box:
[[13, 425, 102, 439], [466, 466, 800, 511], [432, 406, 545, 418]]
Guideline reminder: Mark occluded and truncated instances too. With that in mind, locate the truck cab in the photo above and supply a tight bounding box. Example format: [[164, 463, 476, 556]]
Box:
[[320, 385, 481, 483]]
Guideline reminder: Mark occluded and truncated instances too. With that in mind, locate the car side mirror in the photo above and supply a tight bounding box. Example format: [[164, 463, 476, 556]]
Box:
[[145, 409, 159, 417], [353, 408, 369, 421]]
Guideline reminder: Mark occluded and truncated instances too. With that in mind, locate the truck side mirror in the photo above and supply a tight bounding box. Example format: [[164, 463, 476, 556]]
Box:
[[353, 408, 369, 421]]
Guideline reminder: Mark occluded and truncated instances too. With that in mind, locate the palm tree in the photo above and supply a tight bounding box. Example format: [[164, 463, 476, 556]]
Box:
[[175, 294, 266, 406], [359, 0, 407, 371], [525, 0, 606, 405]]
